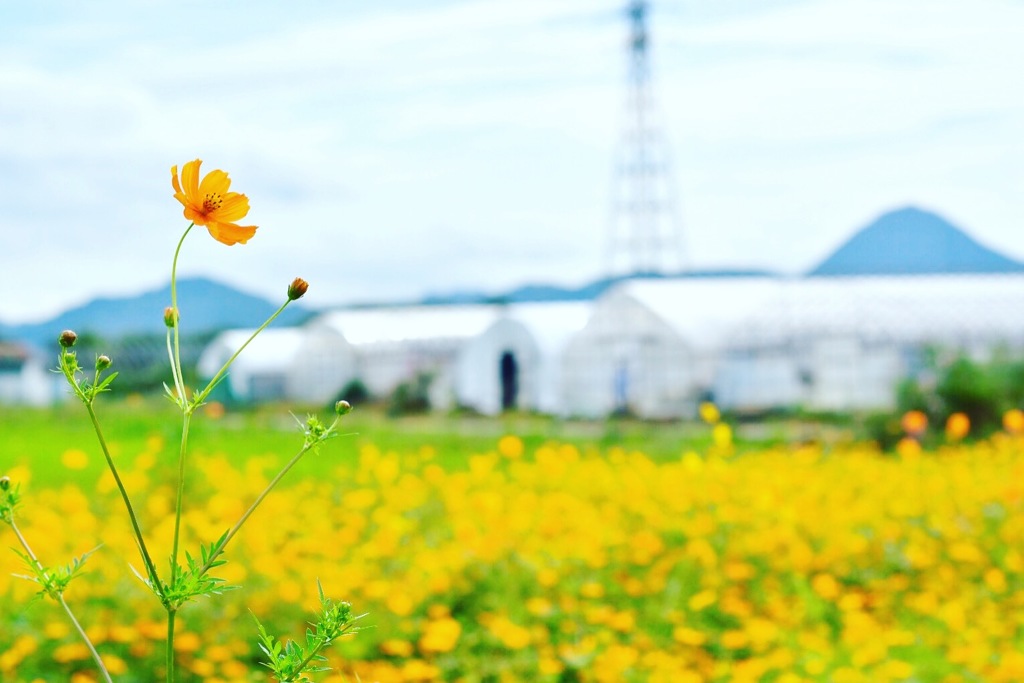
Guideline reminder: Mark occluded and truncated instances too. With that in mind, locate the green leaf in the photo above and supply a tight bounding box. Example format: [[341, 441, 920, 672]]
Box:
[[253, 585, 363, 682], [93, 371, 119, 393], [11, 546, 100, 601]]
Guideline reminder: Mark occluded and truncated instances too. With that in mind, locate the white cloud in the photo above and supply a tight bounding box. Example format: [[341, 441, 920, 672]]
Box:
[[1, 0, 1023, 322]]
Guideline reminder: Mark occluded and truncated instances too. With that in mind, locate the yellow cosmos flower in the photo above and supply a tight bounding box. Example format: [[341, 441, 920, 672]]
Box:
[[171, 159, 257, 245]]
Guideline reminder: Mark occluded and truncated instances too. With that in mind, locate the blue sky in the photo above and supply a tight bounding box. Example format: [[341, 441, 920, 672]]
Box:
[[1, 0, 1022, 322]]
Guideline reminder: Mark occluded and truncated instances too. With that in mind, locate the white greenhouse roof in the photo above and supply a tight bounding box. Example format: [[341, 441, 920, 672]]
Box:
[[314, 305, 502, 347], [506, 301, 593, 354], [198, 328, 307, 376], [613, 277, 784, 350], [606, 273, 1024, 352], [733, 274, 1024, 347]]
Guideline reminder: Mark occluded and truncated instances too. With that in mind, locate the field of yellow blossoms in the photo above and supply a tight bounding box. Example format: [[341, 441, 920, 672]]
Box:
[[4, 412, 1024, 682]]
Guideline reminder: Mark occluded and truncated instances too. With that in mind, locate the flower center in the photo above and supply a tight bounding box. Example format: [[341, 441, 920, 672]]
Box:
[[202, 192, 223, 214]]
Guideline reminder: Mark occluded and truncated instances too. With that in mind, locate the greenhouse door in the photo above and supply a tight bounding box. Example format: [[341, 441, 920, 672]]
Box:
[[500, 351, 518, 411]]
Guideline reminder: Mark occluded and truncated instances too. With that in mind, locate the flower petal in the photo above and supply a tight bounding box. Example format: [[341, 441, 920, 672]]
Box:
[[214, 192, 250, 222], [171, 165, 182, 195], [181, 159, 202, 200], [184, 205, 210, 226], [198, 169, 231, 197], [206, 221, 257, 246]]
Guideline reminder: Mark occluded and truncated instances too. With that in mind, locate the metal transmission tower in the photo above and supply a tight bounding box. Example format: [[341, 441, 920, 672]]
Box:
[[606, 0, 685, 276]]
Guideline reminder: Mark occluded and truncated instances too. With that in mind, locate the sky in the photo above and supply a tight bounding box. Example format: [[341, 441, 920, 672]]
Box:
[[1, 0, 1022, 323]]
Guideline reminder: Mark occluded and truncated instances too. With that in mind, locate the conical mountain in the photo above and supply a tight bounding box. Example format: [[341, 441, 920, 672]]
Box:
[[809, 206, 1024, 276]]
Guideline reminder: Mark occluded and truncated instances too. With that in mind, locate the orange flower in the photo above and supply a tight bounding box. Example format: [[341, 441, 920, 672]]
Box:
[[900, 410, 928, 437], [1004, 409, 1024, 435], [945, 412, 970, 441], [171, 159, 257, 245]]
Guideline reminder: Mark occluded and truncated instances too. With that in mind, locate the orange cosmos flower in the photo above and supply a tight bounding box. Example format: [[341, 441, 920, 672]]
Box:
[[171, 159, 257, 245], [900, 410, 928, 437], [1004, 409, 1024, 435], [945, 412, 970, 441]]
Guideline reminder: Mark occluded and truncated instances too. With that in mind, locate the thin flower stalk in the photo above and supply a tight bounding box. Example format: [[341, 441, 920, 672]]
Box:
[[165, 221, 195, 683], [169, 411, 193, 584], [57, 344, 164, 600], [197, 420, 339, 578], [8, 520, 113, 683], [84, 402, 164, 599], [165, 327, 185, 404], [166, 608, 177, 683], [168, 223, 194, 407], [193, 299, 293, 408]]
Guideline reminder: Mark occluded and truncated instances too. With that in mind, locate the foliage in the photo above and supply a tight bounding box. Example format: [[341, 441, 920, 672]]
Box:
[[386, 372, 433, 417], [336, 378, 369, 407], [893, 350, 1024, 440], [255, 582, 363, 682], [12, 548, 98, 602], [73, 332, 217, 394]]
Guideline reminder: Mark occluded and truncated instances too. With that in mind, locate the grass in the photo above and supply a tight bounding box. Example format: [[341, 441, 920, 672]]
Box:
[[1, 398, 733, 490]]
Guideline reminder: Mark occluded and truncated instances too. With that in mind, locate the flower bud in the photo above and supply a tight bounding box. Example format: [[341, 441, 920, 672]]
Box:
[[287, 277, 309, 301], [163, 306, 178, 328], [96, 355, 112, 371], [59, 330, 78, 348], [335, 400, 353, 416], [0, 476, 9, 491]]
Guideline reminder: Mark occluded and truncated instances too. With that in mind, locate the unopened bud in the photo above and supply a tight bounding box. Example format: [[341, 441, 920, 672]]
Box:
[[96, 355, 112, 371], [0, 476, 9, 491], [335, 400, 353, 416], [163, 306, 178, 328], [59, 330, 78, 348], [287, 277, 309, 301]]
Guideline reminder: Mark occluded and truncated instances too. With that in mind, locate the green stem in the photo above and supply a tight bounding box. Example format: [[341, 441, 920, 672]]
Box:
[[10, 521, 113, 683], [169, 412, 192, 584], [166, 609, 176, 683], [197, 434, 324, 578], [165, 222, 192, 683], [84, 403, 163, 598], [59, 594, 114, 683], [166, 328, 185, 405], [291, 641, 330, 680], [170, 223, 194, 405], [193, 299, 293, 407]]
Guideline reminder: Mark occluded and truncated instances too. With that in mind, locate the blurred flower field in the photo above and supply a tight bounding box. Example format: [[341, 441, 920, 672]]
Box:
[[4, 417, 1024, 682]]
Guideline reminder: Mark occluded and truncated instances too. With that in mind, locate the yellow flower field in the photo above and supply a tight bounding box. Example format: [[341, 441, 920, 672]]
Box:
[[4, 430, 1024, 682]]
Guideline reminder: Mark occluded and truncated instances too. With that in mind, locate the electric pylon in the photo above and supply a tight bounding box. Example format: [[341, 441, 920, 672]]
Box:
[[606, 0, 685, 275]]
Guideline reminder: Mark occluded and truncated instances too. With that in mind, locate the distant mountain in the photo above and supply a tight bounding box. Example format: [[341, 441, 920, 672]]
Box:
[[810, 206, 1024, 276], [2, 277, 311, 348], [420, 269, 776, 305]]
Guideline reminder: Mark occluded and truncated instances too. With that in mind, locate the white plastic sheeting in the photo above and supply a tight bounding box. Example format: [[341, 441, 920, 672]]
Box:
[[505, 301, 593, 415], [718, 274, 1024, 411], [561, 277, 781, 418], [564, 274, 1024, 417], [197, 326, 354, 404], [196, 273, 1024, 415], [313, 305, 540, 415]]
